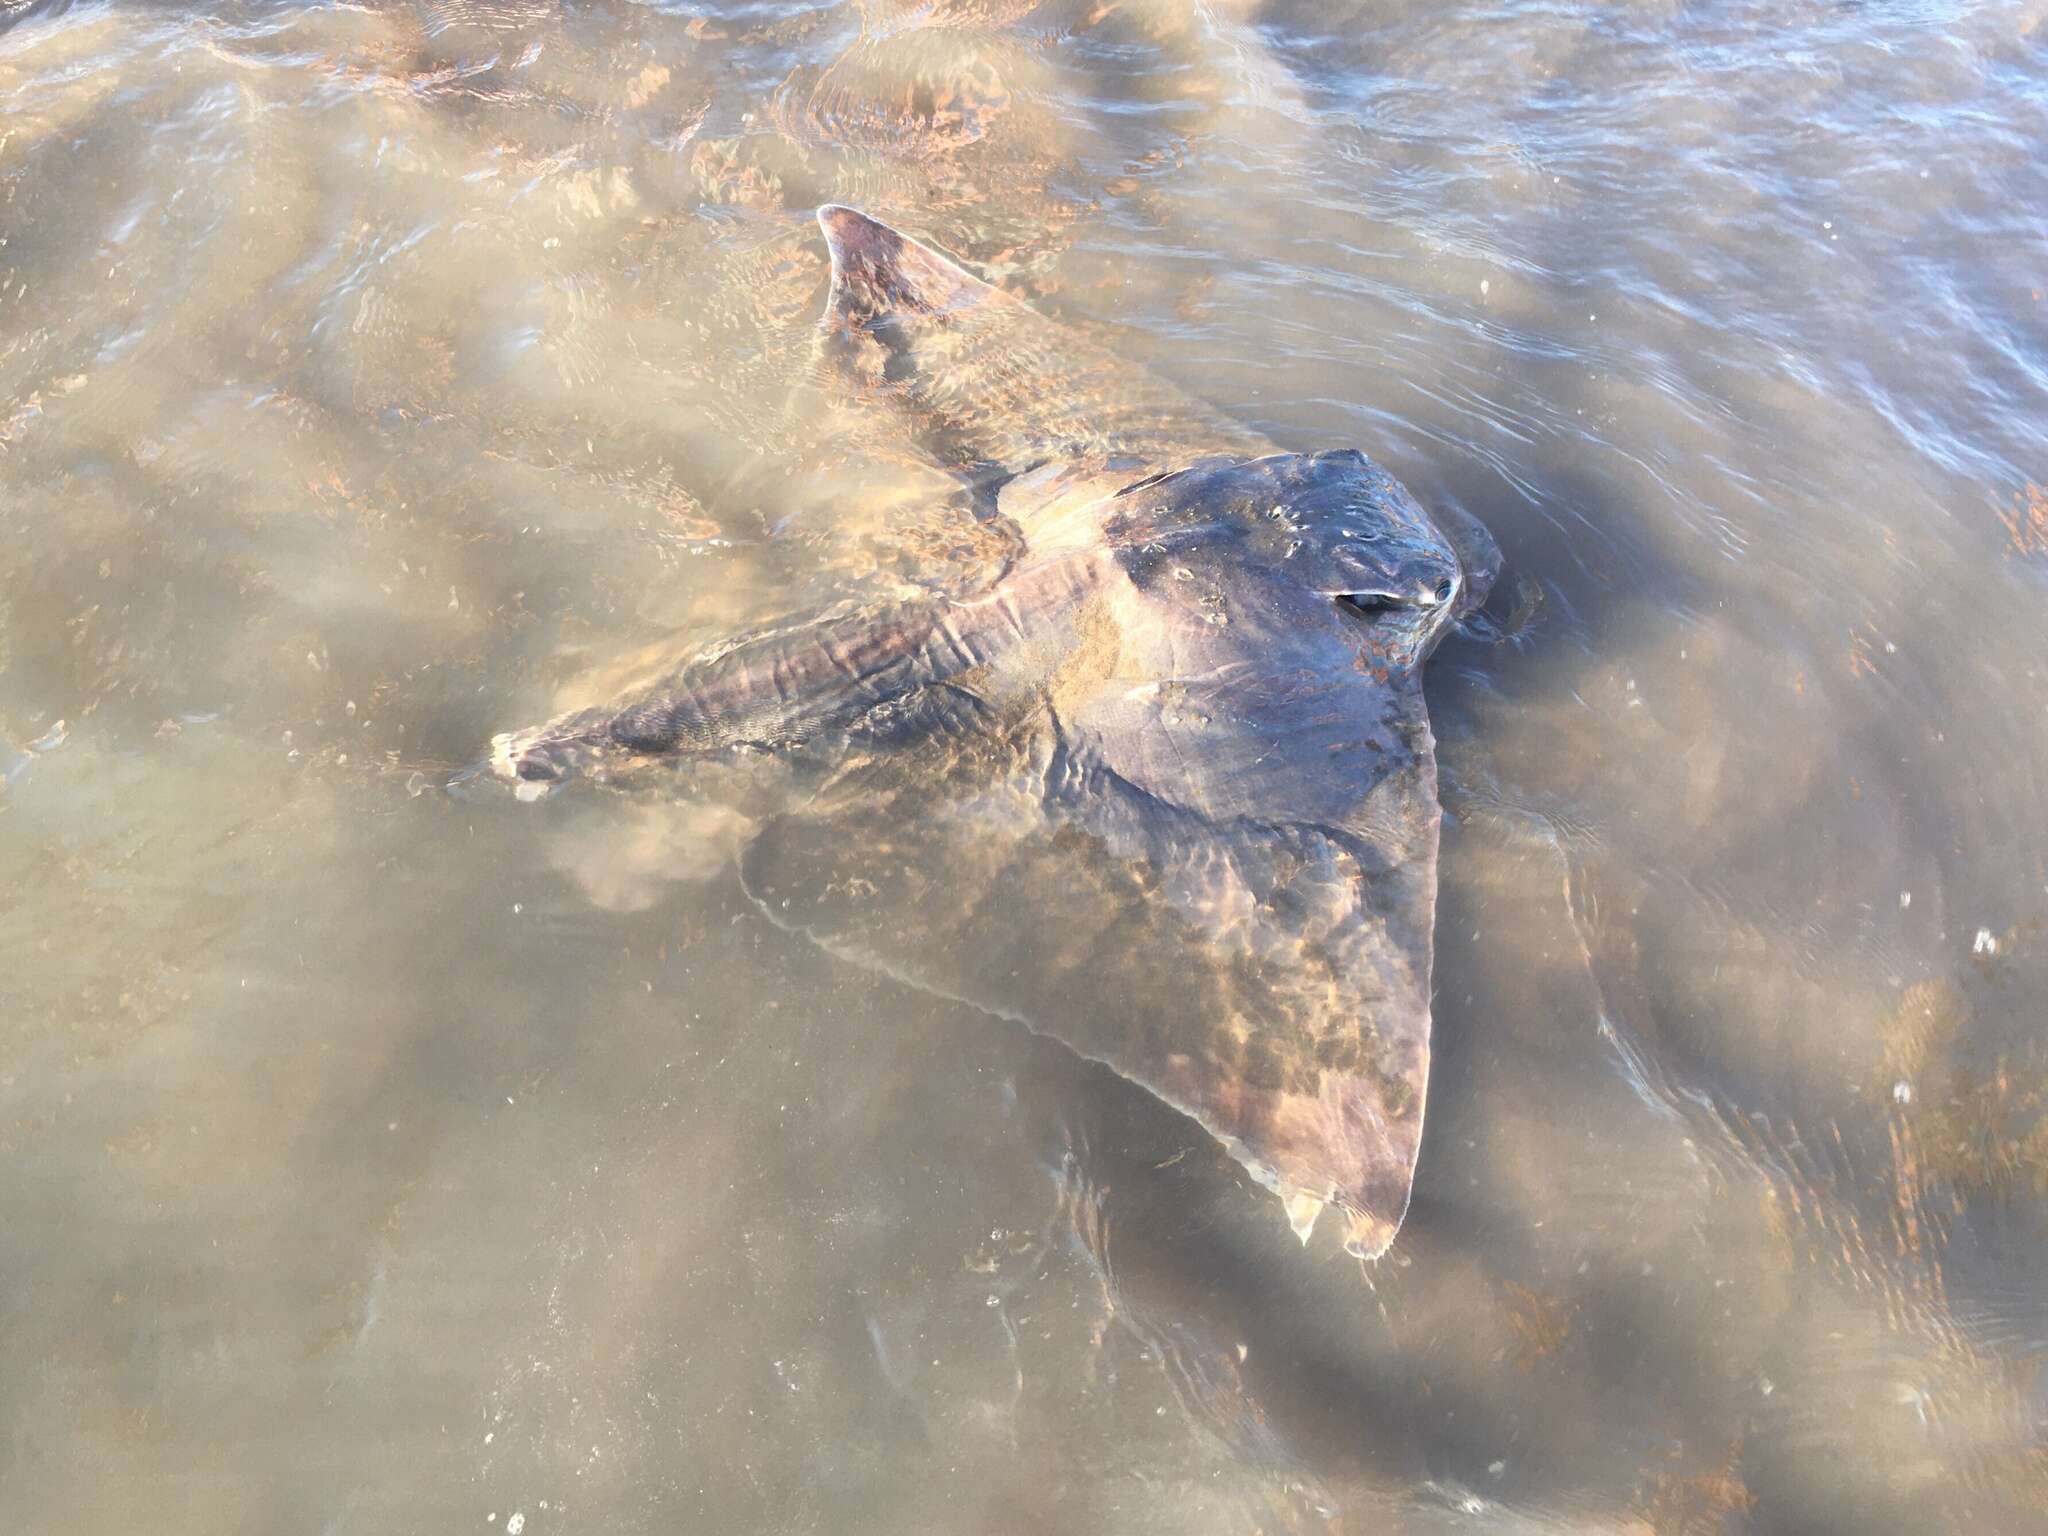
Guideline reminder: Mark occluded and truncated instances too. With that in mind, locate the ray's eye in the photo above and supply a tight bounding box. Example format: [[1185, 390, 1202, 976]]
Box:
[[1433, 577, 1455, 604]]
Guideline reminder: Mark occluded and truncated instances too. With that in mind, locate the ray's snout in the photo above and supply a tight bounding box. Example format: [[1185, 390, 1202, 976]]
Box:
[[1436, 503, 1501, 618]]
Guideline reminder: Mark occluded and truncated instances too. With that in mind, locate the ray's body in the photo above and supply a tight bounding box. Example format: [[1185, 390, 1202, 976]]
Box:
[[492, 207, 1499, 1258]]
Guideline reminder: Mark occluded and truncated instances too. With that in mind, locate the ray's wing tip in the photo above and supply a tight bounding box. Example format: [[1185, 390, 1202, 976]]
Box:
[[1342, 1209, 1401, 1262], [1279, 1188, 1404, 1260], [816, 205, 902, 324], [816, 203, 893, 257], [1283, 1191, 1326, 1245]]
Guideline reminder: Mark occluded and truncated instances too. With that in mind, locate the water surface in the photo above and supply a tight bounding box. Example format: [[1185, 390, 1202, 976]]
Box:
[[3, 0, 2047, 1530]]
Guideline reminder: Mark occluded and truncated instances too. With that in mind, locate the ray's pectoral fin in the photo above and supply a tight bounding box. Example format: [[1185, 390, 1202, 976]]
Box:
[[813, 204, 1273, 472], [735, 623, 1442, 1260], [739, 749, 1435, 1260]]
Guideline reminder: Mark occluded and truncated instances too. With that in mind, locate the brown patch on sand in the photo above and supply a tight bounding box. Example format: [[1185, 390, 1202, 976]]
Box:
[[1501, 1280, 1573, 1368], [1874, 977, 2048, 1202], [1997, 483, 2048, 557], [1635, 1443, 1756, 1535]]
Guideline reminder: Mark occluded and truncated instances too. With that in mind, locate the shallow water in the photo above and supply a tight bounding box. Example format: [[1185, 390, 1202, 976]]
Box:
[[4, 0, 2047, 1529]]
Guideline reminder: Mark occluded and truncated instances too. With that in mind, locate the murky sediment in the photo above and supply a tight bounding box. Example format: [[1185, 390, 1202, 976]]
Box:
[[2, 1, 2045, 1530]]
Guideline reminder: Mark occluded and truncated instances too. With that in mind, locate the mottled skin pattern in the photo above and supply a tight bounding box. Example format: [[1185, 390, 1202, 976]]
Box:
[[491, 207, 1500, 1258]]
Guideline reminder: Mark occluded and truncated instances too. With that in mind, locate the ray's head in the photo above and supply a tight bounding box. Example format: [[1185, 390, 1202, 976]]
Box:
[[1256, 450, 1488, 624], [1118, 449, 1499, 648]]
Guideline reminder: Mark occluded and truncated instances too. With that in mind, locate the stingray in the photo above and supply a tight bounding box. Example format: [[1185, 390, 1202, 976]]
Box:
[[487, 207, 1500, 1258]]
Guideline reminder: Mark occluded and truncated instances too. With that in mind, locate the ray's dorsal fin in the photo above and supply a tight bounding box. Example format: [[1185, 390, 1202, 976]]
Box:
[[818, 205, 1006, 330]]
